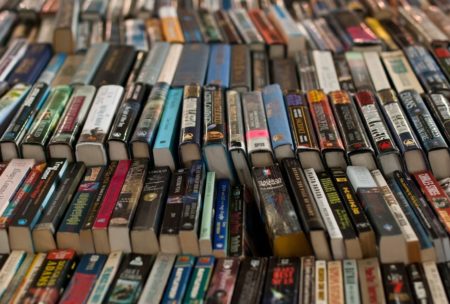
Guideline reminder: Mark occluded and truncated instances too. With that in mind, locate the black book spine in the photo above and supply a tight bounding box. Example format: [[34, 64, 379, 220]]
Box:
[[231, 257, 267, 303], [262, 257, 300, 303], [92, 46, 137, 87], [406, 263, 433, 304], [381, 263, 414, 303], [252, 51, 269, 91], [228, 185, 244, 257]]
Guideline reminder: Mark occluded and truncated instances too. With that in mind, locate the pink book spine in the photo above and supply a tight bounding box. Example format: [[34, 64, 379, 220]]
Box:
[[92, 160, 131, 229]]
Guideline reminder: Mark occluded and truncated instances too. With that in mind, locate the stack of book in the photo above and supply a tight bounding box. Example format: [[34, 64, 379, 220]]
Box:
[[0, 0, 449, 303]]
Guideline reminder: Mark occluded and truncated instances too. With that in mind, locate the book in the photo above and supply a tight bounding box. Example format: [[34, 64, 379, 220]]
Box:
[[377, 89, 427, 174], [407, 263, 433, 303], [271, 58, 299, 92], [179, 84, 202, 167], [0, 84, 31, 140], [59, 254, 107, 304], [228, 185, 246, 258], [354, 90, 402, 176], [157, 43, 183, 84], [344, 52, 375, 92], [92, 160, 131, 254], [159, 6, 184, 43], [52, 0, 79, 53], [178, 9, 204, 43], [162, 255, 195, 303], [327, 261, 344, 304], [363, 52, 392, 92], [424, 93, 450, 145], [312, 51, 340, 94], [295, 51, 319, 92], [0, 251, 26, 299], [262, 257, 300, 303], [9, 159, 68, 252], [32, 162, 85, 252], [21, 85, 72, 162], [6, 43, 52, 86], [329, 90, 376, 170], [199, 172, 215, 256], [232, 257, 267, 303], [381, 263, 414, 303], [92, 45, 136, 87], [0, 252, 34, 304], [252, 51, 270, 91], [437, 262, 450, 299], [229, 45, 251, 92], [138, 253, 176, 304], [37, 53, 67, 85], [184, 256, 215, 302], [212, 179, 230, 258], [76, 85, 124, 166], [198, 10, 224, 43], [135, 42, 169, 87], [206, 44, 231, 88], [51, 54, 84, 87], [105, 254, 154, 304], [23, 249, 77, 304], [343, 260, 361, 304], [205, 258, 240, 303], [254, 165, 312, 257], [381, 51, 424, 94], [347, 166, 407, 263], [282, 158, 330, 260], [214, 10, 242, 44], [159, 168, 189, 254], [422, 261, 448, 303], [153, 88, 183, 171], [334, 54, 356, 93], [249, 9, 285, 58], [358, 258, 386, 304], [87, 251, 123, 304], [307, 90, 346, 169], [229, 9, 264, 51], [399, 90, 450, 180], [71, 42, 109, 85], [131, 167, 171, 254], [81, 0, 108, 20], [124, 20, 149, 52], [0, 39, 28, 82], [172, 44, 209, 87], [118, 82, 159, 159]]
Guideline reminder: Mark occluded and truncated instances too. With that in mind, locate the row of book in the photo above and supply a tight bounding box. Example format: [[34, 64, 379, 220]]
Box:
[[0, 250, 448, 304]]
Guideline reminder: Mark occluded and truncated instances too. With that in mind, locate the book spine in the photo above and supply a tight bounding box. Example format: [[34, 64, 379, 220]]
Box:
[[179, 84, 202, 151], [407, 263, 433, 303], [327, 261, 344, 304], [136, 42, 170, 86], [295, 50, 319, 92], [251, 51, 269, 91], [198, 11, 223, 43], [226, 90, 246, 153], [344, 52, 374, 92], [205, 258, 240, 303], [343, 260, 360, 303], [363, 51, 391, 92], [213, 179, 230, 256], [159, 6, 184, 43], [203, 85, 226, 148], [230, 45, 251, 91], [312, 51, 340, 93], [0, 39, 28, 82], [184, 256, 215, 302], [425, 93, 450, 144], [232, 257, 267, 303], [179, 160, 205, 231], [71, 42, 109, 85], [215, 11, 242, 44], [333, 54, 356, 93], [162, 255, 195, 303], [92, 46, 136, 87], [206, 44, 231, 88], [0, 84, 31, 135], [36, 53, 66, 86], [0, 251, 26, 298], [52, 55, 84, 87], [229, 9, 264, 45], [263, 258, 300, 303], [172, 44, 209, 87], [271, 59, 299, 92], [357, 258, 385, 304], [228, 185, 244, 257], [199, 172, 215, 254], [381, 263, 414, 302], [178, 9, 203, 43], [422, 261, 448, 302]]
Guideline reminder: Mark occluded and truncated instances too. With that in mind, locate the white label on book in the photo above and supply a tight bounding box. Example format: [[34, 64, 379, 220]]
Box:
[[181, 98, 197, 129], [313, 51, 340, 93], [363, 52, 391, 92]]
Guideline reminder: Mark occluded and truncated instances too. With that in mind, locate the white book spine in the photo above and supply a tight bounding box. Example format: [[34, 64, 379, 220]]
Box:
[[346, 165, 378, 190], [157, 44, 183, 84], [315, 260, 328, 304], [343, 260, 361, 304], [422, 261, 448, 303], [87, 251, 123, 304], [363, 52, 391, 92], [381, 51, 424, 94], [138, 253, 176, 304], [199, 172, 215, 255], [0, 251, 26, 298], [371, 169, 419, 244], [313, 51, 340, 94]]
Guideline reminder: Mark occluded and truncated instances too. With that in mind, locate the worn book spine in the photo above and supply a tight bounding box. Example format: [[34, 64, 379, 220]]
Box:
[[313, 50, 340, 94], [178, 9, 203, 43], [172, 44, 209, 87], [71, 42, 109, 85], [357, 258, 385, 304], [59, 254, 107, 304], [162, 255, 195, 303], [229, 45, 251, 92], [136, 42, 169, 86], [248, 9, 285, 53], [214, 10, 242, 44], [251, 51, 269, 91], [327, 261, 344, 304], [48, 85, 96, 161], [425, 93, 450, 144], [23, 249, 77, 304], [184, 256, 215, 302], [129, 82, 167, 159], [263, 257, 300, 303], [206, 44, 231, 88], [271, 58, 299, 92]]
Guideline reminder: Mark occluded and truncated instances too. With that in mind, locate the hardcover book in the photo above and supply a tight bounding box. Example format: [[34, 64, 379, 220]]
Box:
[[312, 50, 340, 94], [229, 45, 251, 92], [172, 43, 209, 87], [214, 10, 242, 44], [51, 55, 84, 87], [229, 9, 264, 51], [381, 51, 424, 94], [0, 84, 31, 142], [52, 0, 79, 53], [135, 42, 170, 87], [156, 43, 183, 84], [271, 58, 299, 92], [345, 51, 375, 92], [206, 44, 231, 88], [248, 9, 285, 58], [178, 9, 204, 43], [425, 92, 450, 145], [198, 10, 224, 43], [252, 51, 270, 91], [159, 6, 184, 43]]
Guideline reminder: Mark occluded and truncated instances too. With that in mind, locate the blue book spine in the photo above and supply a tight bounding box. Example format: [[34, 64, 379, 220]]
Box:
[[206, 44, 231, 88], [162, 255, 195, 303], [388, 178, 434, 250], [153, 88, 183, 152], [399, 90, 448, 152], [262, 84, 294, 152], [222, 0, 232, 10], [6, 43, 52, 86], [213, 179, 230, 254], [37, 53, 67, 85]]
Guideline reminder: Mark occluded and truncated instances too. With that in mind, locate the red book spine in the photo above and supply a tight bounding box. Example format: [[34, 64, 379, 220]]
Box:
[[413, 171, 450, 234], [92, 160, 131, 229], [248, 9, 284, 45]]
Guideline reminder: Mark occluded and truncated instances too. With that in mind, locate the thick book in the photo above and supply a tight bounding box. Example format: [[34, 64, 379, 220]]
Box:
[[345, 52, 375, 92], [9, 159, 68, 252], [229, 9, 264, 51], [229, 45, 251, 92], [23, 249, 77, 304], [184, 256, 215, 302], [157, 44, 183, 84], [377, 89, 427, 174], [363, 51, 392, 92], [330, 168, 377, 258], [87, 251, 123, 304], [159, 168, 189, 254], [138, 253, 176, 304], [172, 44, 209, 87], [108, 159, 148, 253], [6, 43, 52, 86], [32, 162, 85, 252], [262, 84, 294, 161], [306, 90, 346, 169], [48, 85, 96, 162], [92, 160, 131, 254], [179, 84, 202, 167], [161, 255, 195, 303], [424, 93, 450, 145], [242, 91, 273, 167], [231, 257, 267, 303], [203, 85, 234, 181], [59, 254, 107, 304], [212, 179, 230, 258], [71, 42, 109, 85], [354, 90, 402, 176], [381, 51, 424, 94], [312, 51, 340, 94], [214, 10, 242, 44], [53, 0, 79, 53], [128, 83, 166, 159], [262, 257, 300, 303], [105, 254, 154, 304], [0, 84, 31, 141], [282, 158, 330, 260], [399, 90, 450, 180], [358, 258, 386, 304], [135, 42, 170, 86], [76, 85, 124, 166], [347, 166, 407, 263], [284, 91, 323, 172], [178, 9, 204, 43], [92, 45, 136, 87], [153, 88, 183, 171], [21, 85, 72, 162], [248, 9, 285, 58], [206, 44, 231, 88], [407, 263, 433, 303], [271, 58, 299, 92], [205, 258, 240, 303], [252, 51, 270, 91], [329, 90, 377, 170], [131, 167, 171, 254], [253, 165, 312, 257], [226, 90, 252, 189], [159, 6, 184, 43]]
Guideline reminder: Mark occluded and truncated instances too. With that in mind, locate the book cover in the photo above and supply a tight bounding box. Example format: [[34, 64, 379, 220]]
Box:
[[262, 257, 300, 303], [162, 255, 195, 303], [172, 44, 209, 87], [92, 45, 136, 87]]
